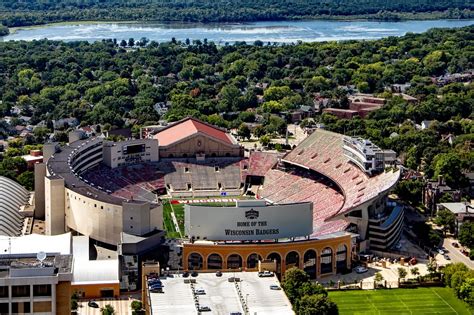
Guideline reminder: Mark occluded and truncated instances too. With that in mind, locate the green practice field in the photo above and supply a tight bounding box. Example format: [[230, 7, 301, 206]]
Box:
[[329, 287, 472, 315]]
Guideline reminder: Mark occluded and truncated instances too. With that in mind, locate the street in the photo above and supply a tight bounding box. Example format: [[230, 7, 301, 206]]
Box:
[[441, 238, 474, 269]]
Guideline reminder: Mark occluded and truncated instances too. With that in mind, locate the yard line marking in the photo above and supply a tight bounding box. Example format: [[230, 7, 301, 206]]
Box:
[[365, 295, 380, 315], [395, 292, 412, 315], [430, 288, 458, 315]]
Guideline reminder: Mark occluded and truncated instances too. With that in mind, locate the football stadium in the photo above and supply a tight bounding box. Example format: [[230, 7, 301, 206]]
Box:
[[36, 117, 401, 279]]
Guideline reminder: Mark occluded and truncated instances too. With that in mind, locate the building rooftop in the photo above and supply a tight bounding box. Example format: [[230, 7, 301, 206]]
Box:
[[72, 236, 119, 285], [149, 272, 293, 315], [0, 232, 71, 255], [439, 202, 474, 215], [153, 117, 237, 147]]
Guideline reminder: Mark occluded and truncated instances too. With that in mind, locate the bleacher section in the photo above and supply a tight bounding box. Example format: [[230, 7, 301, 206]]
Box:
[[282, 129, 399, 218], [82, 156, 263, 201], [259, 168, 347, 237], [260, 129, 399, 237], [247, 152, 280, 177]]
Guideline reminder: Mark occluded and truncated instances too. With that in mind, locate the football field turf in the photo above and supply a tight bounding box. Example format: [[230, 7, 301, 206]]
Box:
[[329, 287, 472, 315]]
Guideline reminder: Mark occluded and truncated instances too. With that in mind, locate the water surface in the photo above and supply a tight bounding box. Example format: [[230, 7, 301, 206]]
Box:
[[3, 19, 473, 43]]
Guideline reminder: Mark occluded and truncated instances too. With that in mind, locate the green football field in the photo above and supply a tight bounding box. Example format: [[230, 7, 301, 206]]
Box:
[[329, 287, 472, 315]]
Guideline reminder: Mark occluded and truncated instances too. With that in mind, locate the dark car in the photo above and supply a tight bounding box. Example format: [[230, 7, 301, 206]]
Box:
[[88, 300, 99, 308], [216, 271, 222, 277], [191, 271, 198, 277], [183, 272, 190, 278]]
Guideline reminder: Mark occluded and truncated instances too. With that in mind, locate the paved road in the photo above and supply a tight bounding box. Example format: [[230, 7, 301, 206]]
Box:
[[442, 238, 474, 269]]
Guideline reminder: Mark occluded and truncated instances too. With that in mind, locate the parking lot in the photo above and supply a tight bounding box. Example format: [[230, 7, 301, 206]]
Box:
[[150, 272, 293, 315]]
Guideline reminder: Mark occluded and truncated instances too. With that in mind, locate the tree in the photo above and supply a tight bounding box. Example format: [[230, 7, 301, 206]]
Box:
[[128, 38, 135, 47], [432, 153, 466, 188], [297, 294, 339, 315], [397, 267, 407, 281], [374, 272, 384, 287], [434, 209, 455, 235], [101, 304, 115, 315], [458, 222, 474, 248], [237, 123, 251, 140], [443, 263, 468, 287], [263, 86, 293, 102], [459, 278, 474, 306], [394, 179, 423, 205], [131, 300, 145, 315], [17, 171, 34, 190], [411, 267, 420, 278], [71, 292, 79, 313], [281, 267, 310, 303], [259, 135, 271, 147], [262, 100, 285, 113]]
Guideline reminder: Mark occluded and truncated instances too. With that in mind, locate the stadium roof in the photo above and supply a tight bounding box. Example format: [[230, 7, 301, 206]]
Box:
[[153, 117, 237, 146], [0, 176, 29, 236]]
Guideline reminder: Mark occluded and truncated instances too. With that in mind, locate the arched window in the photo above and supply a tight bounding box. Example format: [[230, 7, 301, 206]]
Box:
[[247, 253, 262, 269], [285, 251, 300, 269], [267, 252, 282, 275], [303, 249, 317, 279], [320, 247, 333, 274], [227, 254, 243, 269], [207, 253, 223, 270], [336, 244, 348, 273], [188, 253, 203, 270]]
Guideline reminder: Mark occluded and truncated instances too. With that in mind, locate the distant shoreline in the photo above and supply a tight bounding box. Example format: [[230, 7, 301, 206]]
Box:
[[5, 12, 474, 34], [8, 16, 474, 35]]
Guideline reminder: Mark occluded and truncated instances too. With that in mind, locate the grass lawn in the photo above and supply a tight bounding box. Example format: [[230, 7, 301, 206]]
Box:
[[329, 287, 472, 315], [163, 202, 184, 238]]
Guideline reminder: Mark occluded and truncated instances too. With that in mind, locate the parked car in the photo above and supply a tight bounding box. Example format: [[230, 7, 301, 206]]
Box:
[[150, 283, 162, 289], [194, 288, 206, 295], [452, 242, 460, 248], [191, 271, 198, 277], [198, 306, 211, 312], [444, 254, 451, 260], [183, 272, 190, 278], [270, 285, 281, 290], [258, 271, 274, 277], [438, 249, 445, 255], [216, 270, 222, 277], [148, 279, 162, 285], [88, 301, 99, 308], [355, 266, 368, 274]]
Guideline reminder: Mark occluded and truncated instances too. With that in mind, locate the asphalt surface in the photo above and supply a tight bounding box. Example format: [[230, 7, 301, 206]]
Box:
[[442, 238, 474, 269]]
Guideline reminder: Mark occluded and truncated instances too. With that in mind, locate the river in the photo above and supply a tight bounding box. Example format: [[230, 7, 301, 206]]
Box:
[[2, 19, 473, 43]]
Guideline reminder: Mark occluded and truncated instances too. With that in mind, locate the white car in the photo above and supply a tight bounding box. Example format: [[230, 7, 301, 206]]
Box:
[[270, 285, 281, 290], [355, 266, 368, 274], [194, 288, 206, 295], [258, 271, 274, 277]]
